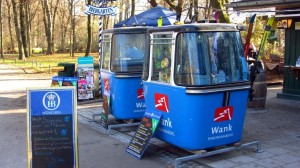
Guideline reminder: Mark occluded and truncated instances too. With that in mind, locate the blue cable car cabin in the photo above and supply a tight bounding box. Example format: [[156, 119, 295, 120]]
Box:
[[142, 23, 250, 150], [100, 27, 149, 120]]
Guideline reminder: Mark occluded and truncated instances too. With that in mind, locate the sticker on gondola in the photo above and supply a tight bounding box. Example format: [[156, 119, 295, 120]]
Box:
[[214, 106, 233, 122], [154, 93, 169, 112], [126, 111, 162, 159], [27, 87, 78, 168], [100, 78, 110, 129], [100, 95, 110, 129]]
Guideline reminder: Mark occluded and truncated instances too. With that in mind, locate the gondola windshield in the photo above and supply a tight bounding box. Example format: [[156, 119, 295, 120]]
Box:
[[111, 33, 148, 73], [175, 31, 248, 86]]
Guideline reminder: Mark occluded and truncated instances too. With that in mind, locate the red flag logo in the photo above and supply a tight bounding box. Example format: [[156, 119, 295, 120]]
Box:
[[214, 106, 233, 122], [137, 88, 144, 99], [104, 78, 110, 91], [154, 93, 169, 112]]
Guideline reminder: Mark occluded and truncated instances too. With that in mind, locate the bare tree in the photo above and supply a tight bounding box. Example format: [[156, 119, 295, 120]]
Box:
[[68, 0, 76, 57], [12, 0, 25, 60], [164, 0, 184, 21], [131, 0, 135, 16], [5, 0, 15, 53], [0, 0, 3, 58], [194, 0, 199, 21], [148, 0, 158, 7], [41, 0, 53, 54], [20, 0, 29, 58], [57, 1, 69, 53], [85, 0, 92, 56]]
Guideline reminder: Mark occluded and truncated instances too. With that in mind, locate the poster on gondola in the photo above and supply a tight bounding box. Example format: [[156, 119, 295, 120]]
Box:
[[100, 77, 110, 129], [126, 111, 162, 159], [77, 56, 94, 100], [27, 87, 78, 168]]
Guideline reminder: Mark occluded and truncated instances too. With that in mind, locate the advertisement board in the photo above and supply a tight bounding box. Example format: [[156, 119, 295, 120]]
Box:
[[27, 87, 78, 168]]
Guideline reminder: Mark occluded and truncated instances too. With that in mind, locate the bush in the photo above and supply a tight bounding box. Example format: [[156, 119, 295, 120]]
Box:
[[32, 48, 43, 54]]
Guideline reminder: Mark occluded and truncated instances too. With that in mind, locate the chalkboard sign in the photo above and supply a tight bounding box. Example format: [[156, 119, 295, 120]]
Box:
[[27, 87, 78, 168], [126, 111, 162, 159]]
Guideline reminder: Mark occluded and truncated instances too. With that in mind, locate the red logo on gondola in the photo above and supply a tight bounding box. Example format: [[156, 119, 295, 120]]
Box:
[[214, 106, 233, 122], [154, 93, 169, 112], [137, 88, 144, 99], [104, 78, 110, 91]]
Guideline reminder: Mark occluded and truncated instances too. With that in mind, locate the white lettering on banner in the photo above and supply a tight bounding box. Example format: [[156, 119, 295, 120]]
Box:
[[160, 118, 172, 128], [85, 5, 118, 16], [157, 127, 175, 136], [42, 111, 62, 115], [211, 124, 233, 134], [208, 133, 234, 141], [136, 102, 146, 108]]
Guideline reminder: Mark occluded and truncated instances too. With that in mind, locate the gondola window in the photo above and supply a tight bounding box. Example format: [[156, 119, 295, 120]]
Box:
[[175, 32, 247, 86], [101, 34, 111, 70], [111, 33, 148, 73], [151, 34, 173, 83]]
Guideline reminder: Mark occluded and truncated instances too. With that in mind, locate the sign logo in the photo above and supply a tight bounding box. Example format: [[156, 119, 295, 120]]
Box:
[[93, 0, 112, 5], [104, 78, 110, 91], [154, 93, 169, 112], [137, 88, 144, 99], [42, 92, 60, 111], [93, 0, 103, 4], [86, 0, 118, 16], [214, 106, 233, 122]]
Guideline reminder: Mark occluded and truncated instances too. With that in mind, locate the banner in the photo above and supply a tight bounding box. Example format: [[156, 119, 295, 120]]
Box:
[[85, 5, 118, 16]]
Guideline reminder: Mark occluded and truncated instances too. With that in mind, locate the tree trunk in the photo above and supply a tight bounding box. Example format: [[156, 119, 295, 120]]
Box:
[[51, 0, 60, 54], [6, 0, 15, 53], [148, 0, 158, 7], [0, 0, 3, 58], [125, 0, 129, 19], [68, 0, 75, 57], [188, 0, 193, 21], [59, 1, 68, 53], [26, 1, 32, 56], [131, 0, 135, 16], [85, 0, 92, 56], [71, 0, 76, 57], [42, 0, 53, 55], [12, 0, 24, 60], [164, 0, 184, 21], [20, 0, 29, 58], [194, 0, 199, 22], [119, 0, 123, 22]]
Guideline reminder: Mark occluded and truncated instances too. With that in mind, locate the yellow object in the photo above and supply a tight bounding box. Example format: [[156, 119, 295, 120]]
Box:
[[158, 16, 163, 27]]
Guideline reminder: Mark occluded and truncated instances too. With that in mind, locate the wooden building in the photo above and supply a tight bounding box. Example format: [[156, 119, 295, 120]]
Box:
[[226, 0, 300, 100]]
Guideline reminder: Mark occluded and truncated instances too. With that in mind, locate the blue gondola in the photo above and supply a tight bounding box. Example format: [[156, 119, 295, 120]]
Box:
[[100, 27, 149, 120], [142, 23, 250, 150]]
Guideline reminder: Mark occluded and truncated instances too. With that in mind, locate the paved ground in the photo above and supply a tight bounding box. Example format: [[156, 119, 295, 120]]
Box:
[[0, 64, 167, 168], [0, 63, 299, 168]]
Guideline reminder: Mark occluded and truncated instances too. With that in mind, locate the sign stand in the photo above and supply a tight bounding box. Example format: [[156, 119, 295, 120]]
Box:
[[126, 111, 162, 159], [27, 87, 78, 168], [174, 141, 263, 168]]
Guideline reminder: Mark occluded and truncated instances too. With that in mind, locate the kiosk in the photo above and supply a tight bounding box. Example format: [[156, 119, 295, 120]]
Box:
[[100, 27, 149, 120], [142, 23, 250, 150]]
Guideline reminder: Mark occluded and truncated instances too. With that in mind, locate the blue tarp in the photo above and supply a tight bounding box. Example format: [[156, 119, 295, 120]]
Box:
[[114, 6, 177, 28]]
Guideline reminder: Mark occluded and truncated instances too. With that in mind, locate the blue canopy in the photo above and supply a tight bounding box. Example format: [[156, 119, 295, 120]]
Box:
[[114, 6, 177, 28]]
